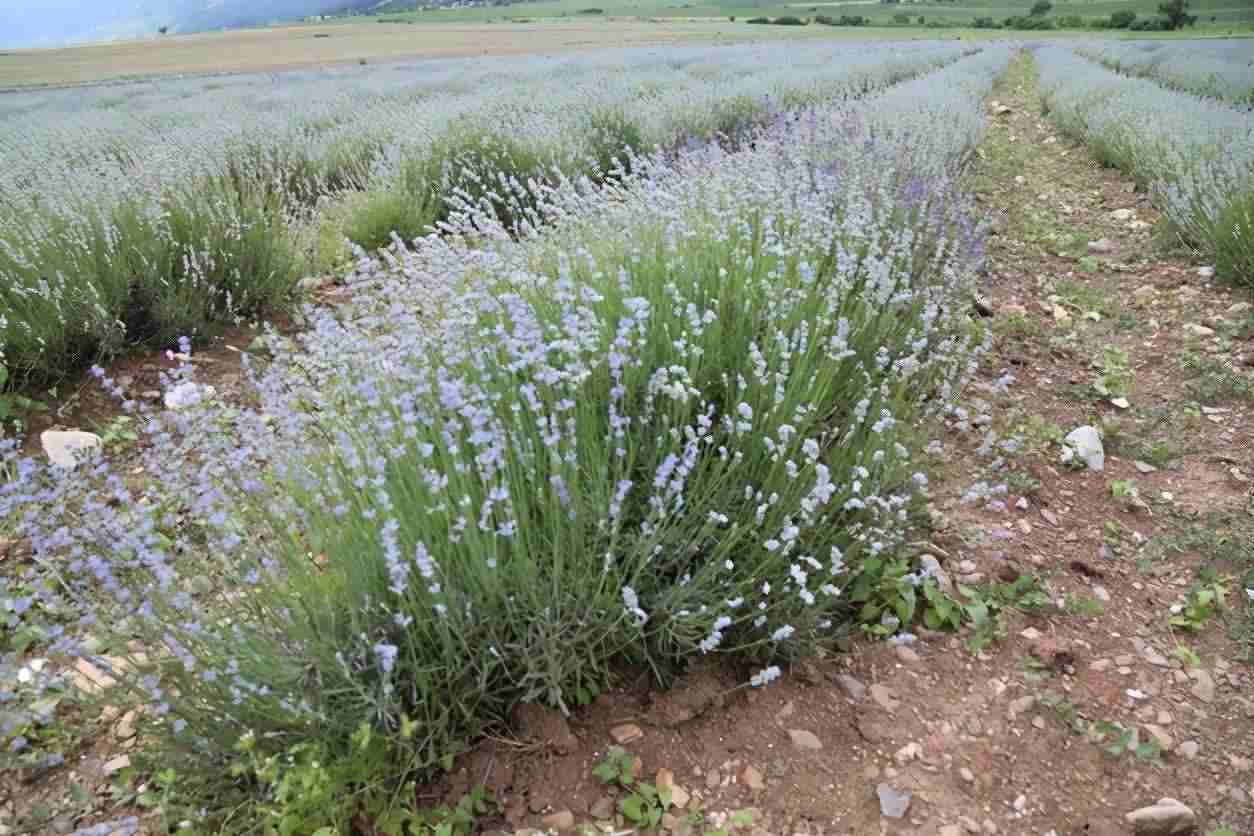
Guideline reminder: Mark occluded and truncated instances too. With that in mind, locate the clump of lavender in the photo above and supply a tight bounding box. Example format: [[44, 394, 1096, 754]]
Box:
[[0, 46, 1012, 828]]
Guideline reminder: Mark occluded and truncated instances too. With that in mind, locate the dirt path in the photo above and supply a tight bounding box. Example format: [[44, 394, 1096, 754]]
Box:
[[7, 51, 1254, 836], [428, 51, 1254, 836]]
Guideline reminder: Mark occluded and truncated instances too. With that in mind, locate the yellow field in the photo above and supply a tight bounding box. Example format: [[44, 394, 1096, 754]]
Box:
[[0, 19, 883, 88]]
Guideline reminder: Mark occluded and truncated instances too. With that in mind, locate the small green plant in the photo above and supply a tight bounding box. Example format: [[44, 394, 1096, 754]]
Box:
[[1168, 580, 1227, 632], [95, 414, 140, 449], [1092, 345, 1133, 399], [592, 746, 640, 787], [592, 748, 668, 828], [1063, 593, 1104, 618], [1091, 721, 1162, 761], [848, 557, 961, 636], [1039, 691, 1087, 734]]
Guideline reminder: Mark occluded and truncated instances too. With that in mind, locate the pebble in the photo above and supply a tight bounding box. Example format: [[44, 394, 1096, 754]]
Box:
[[1125, 798, 1195, 835], [741, 765, 765, 791], [895, 645, 921, 664], [1013, 794, 1027, 812], [103, 754, 131, 775], [959, 767, 976, 783], [1189, 669, 1216, 703], [1110, 208, 1135, 221], [609, 723, 643, 744], [1008, 695, 1036, 718], [1177, 740, 1199, 759], [835, 674, 866, 702], [870, 684, 900, 713], [541, 810, 575, 831], [1087, 239, 1114, 254], [1093, 586, 1111, 602], [939, 826, 963, 836], [787, 729, 822, 751], [1183, 323, 1215, 338], [876, 783, 912, 819], [894, 742, 922, 765], [1143, 724, 1173, 752]]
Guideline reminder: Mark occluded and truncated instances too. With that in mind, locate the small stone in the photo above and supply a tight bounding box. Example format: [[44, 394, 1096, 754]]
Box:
[[982, 820, 999, 835], [1143, 724, 1173, 752], [1177, 741, 1199, 760], [1124, 798, 1195, 835], [1189, 669, 1216, 703], [870, 683, 900, 712], [1087, 239, 1114, 254], [541, 810, 575, 831], [590, 797, 615, 820], [1032, 716, 1046, 729], [895, 645, 921, 664], [1227, 301, 1252, 316], [115, 710, 138, 740], [71, 658, 118, 693], [706, 769, 721, 789], [1183, 323, 1215, 338], [1156, 710, 1172, 726], [669, 783, 690, 809], [939, 826, 963, 836], [1197, 266, 1215, 278], [1019, 627, 1043, 641], [1114, 654, 1135, 667], [893, 742, 922, 765], [1008, 695, 1036, 718], [1015, 497, 1030, 510], [876, 783, 912, 819], [959, 767, 976, 783], [1134, 461, 1158, 474], [1110, 208, 1135, 221], [41, 430, 103, 468], [103, 754, 131, 775], [1013, 794, 1027, 812], [1090, 658, 1112, 671], [787, 729, 822, 751], [835, 674, 866, 702], [609, 723, 643, 744], [1093, 586, 1111, 602], [656, 767, 677, 795], [959, 816, 981, 834], [741, 766, 766, 791]]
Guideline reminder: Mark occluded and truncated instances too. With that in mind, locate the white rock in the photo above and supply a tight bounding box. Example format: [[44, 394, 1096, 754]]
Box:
[[1227, 301, 1252, 316], [1062, 426, 1104, 471], [1183, 323, 1215, 338], [1110, 208, 1135, 221], [876, 783, 911, 818], [40, 430, 103, 468], [1197, 266, 1215, 278]]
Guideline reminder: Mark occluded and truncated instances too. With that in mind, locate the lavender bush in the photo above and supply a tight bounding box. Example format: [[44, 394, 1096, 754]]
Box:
[[1, 45, 1010, 829], [1038, 45, 1254, 287]]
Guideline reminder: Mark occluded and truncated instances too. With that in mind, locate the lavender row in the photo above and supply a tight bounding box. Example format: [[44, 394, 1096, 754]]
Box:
[[1074, 39, 1254, 107], [0, 46, 1013, 829], [1037, 45, 1254, 286]]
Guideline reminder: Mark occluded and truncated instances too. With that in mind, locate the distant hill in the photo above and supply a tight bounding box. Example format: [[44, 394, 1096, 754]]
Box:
[[0, 0, 402, 49]]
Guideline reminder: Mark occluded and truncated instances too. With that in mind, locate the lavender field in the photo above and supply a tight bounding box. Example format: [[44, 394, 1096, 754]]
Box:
[[1, 37, 1253, 834]]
